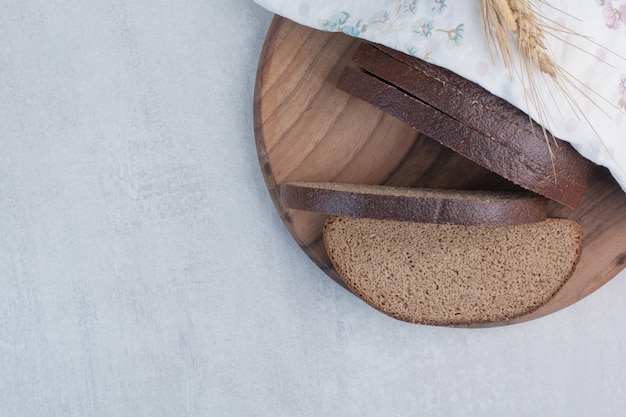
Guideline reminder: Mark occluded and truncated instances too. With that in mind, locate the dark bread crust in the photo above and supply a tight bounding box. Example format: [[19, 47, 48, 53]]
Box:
[[336, 65, 591, 208], [354, 43, 592, 185], [280, 181, 548, 226]]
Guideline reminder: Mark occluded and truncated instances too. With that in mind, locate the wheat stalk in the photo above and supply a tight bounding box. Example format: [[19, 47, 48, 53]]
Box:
[[481, 0, 626, 181], [512, 0, 558, 78], [481, 0, 557, 78], [493, 0, 518, 31], [480, 0, 559, 172]]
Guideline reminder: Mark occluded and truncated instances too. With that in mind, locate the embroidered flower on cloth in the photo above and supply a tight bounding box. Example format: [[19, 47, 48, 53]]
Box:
[[432, 0, 447, 13], [319, 12, 350, 32], [316, 1, 462, 52], [403, 0, 418, 14], [368, 10, 391, 30], [438, 24, 464, 43], [602, 1, 626, 29], [415, 20, 434, 37]]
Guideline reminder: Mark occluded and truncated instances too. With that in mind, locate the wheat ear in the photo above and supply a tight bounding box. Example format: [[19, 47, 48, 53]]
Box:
[[481, 0, 626, 181], [509, 0, 557, 78], [481, 0, 557, 79], [480, 0, 560, 176]]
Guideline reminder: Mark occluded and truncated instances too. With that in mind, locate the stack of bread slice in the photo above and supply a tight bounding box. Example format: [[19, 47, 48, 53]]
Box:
[[278, 41, 595, 326]]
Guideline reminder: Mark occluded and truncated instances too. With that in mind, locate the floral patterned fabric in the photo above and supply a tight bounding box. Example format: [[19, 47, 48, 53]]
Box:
[[253, 0, 626, 193]]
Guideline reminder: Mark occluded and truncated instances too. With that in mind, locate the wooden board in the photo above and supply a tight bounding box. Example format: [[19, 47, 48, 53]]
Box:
[[253, 16, 626, 327]]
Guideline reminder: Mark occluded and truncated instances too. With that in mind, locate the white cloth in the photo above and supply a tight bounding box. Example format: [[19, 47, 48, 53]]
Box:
[[253, 0, 626, 192]]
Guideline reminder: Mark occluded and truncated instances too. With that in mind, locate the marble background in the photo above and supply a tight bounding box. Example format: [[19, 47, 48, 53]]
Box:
[[2, 1, 626, 415]]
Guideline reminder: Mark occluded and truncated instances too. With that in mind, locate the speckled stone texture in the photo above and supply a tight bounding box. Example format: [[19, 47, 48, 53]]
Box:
[[2, 1, 626, 416]]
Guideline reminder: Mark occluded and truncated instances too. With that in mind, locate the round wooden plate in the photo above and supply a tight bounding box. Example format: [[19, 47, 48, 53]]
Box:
[[253, 16, 626, 327]]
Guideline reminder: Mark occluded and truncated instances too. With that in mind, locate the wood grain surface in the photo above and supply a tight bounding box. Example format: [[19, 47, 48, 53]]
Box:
[[253, 16, 626, 327]]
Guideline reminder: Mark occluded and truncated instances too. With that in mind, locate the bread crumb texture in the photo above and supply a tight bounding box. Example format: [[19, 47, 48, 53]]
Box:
[[323, 216, 582, 326]]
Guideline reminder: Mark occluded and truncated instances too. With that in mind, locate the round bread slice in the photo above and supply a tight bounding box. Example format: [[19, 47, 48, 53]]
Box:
[[323, 215, 583, 326], [280, 181, 547, 226]]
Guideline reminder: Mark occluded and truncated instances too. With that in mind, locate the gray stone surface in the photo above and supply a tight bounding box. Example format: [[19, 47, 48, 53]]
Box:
[[1, 1, 626, 415]]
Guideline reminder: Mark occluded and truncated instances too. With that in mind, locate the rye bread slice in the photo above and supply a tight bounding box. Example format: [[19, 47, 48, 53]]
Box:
[[280, 181, 547, 226], [353, 43, 592, 186], [336, 67, 578, 206], [338, 49, 594, 208], [323, 215, 583, 326]]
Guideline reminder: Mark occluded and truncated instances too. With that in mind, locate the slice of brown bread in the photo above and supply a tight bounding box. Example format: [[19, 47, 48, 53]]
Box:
[[280, 181, 547, 226], [353, 42, 592, 186], [323, 215, 583, 326], [339, 42, 594, 208], [336, 66, 578, 207]]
